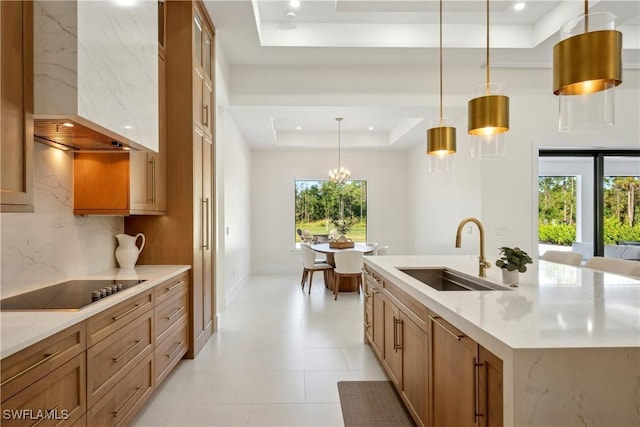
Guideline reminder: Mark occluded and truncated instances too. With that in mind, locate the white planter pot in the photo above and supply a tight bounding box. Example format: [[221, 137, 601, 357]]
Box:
[[501, 268, 519, 286]]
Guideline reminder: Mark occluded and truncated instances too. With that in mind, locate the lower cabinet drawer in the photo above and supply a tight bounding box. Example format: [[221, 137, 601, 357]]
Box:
[[1, 354, 86, 427], [87, 290, 153, 347], [87, 354, 154, 427], [87, 311, 153, 407], [154, 318, 188, 386], [154, 287, 188, 342], [1, 322, 86, 402]]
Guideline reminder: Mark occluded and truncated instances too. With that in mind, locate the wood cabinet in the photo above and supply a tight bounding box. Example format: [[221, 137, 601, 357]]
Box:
[[1, 355, 86, 427], [87, 355, 153, 427], [1, 0, 34, 213], [382, 295, 429, 427], [431, 315, 503, 427], [0, 323, 86, 426], [154, 272, 189, 386], [364, 264, 502, 427], [192, 5, 214, 137], [364, 268, 383, 359], [125, 0, 216, 359], [1, 271, 190, 427]]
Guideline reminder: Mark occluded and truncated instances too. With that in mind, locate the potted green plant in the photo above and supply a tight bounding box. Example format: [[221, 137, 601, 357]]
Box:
[[495, 246, 533, 286]]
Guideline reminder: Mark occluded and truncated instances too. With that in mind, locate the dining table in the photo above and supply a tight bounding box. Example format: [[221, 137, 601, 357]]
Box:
[[310, 243, 376, 292]]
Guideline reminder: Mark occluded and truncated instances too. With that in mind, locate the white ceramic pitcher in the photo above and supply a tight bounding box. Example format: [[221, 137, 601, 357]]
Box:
[[115, 233, 145, 268]]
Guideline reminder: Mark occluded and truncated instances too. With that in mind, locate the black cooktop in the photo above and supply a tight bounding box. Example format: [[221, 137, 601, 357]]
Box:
[[0, 279, 147, 311]]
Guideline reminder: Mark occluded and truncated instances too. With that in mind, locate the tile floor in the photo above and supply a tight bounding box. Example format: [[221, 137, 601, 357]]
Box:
[[131, 274, 387, 426]]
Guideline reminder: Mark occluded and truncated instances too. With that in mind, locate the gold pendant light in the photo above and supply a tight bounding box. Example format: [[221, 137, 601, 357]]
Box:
[[553, 1, 622, 131], [467, 0, 509, 139], [328, 118, 350, 184], [427, 0, 456, 157]]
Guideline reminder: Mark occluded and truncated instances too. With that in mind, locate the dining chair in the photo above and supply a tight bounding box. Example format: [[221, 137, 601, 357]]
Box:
[[540, 250, 582, 266], [300, 242, 327, 263], [376, 245, 390, 256], [584, 256, 640, 277], [300, 245, 333, 293], [333, 250, 364, 300], [366, 242, 379, 252]]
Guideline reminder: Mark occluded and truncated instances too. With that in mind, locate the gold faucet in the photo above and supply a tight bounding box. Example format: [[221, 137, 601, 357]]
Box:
[[455, 217, 491, 278]]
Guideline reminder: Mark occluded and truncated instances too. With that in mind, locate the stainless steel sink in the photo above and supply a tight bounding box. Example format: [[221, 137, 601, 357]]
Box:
[[397, 268, 512, 291]]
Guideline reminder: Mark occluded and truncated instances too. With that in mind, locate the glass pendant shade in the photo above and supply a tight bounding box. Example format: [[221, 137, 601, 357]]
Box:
[[553, 12, 622, 131], [467, 0, 509, 159], [426, 0, 456, 174]]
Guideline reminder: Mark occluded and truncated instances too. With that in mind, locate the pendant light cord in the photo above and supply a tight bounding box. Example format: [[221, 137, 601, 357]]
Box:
[[439, 0, 443, 123], [486, 0, 490, 95], [337, 118, 342, 172], [584, 0, 589, 32]]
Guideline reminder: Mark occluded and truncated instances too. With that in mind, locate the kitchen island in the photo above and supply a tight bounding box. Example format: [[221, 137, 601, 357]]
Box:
[[364, 255, 640, 427]]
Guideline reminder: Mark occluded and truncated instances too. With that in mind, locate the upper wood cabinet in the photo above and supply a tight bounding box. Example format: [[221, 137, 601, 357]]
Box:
[[1, 0, 34, 213], [193, 4, 214, 137]]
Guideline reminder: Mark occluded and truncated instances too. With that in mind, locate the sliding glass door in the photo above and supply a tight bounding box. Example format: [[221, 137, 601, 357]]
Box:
[[538, 150, 640, 259]]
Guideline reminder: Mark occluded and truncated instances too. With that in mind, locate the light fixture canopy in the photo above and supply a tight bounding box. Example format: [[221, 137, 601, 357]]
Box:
[[427, 0, 456, 158], [467, 0, 509, 142], [328, 118, 350, 184], [553, 4, 622, 131]]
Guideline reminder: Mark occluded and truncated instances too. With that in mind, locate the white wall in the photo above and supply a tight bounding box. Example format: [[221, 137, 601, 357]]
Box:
[[0, 143, 122, 298], [407, 116, 483, 255], [251, 149, 410, 274], [216, 54, 252, 308]]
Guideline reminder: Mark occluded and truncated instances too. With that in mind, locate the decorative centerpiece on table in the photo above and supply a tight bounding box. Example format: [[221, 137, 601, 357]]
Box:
[[495, 246, 533, 287], [329, 217, 355, 249]]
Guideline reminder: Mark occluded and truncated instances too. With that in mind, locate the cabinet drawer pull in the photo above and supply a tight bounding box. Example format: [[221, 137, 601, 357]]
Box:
[[112, 303, 142, 321], [1, 350, 61, 387], [165, 306, 184, 321], [113, 386, 142, 418], [166, 281, 185, 292], [394, 317, 403, 351], [151, 156, 157, 204], [31, 405, 60, 427], [203, 104, 209, 127], [165, 341, 185, 359], [112, 340, 142, 363], [473, 358, 484, 422], [428, 315, 464, 341]]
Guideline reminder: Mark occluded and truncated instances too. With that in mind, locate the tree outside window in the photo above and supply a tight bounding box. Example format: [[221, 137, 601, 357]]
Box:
[[295, 180, 367, 243]]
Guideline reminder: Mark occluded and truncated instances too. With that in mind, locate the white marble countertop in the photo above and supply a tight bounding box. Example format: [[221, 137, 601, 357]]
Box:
[[364, 255, 640, 351], [0, 265, 190, 359]]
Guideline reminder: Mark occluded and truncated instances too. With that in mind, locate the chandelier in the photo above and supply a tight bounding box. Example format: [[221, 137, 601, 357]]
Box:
[[329, 117, 350, 184]]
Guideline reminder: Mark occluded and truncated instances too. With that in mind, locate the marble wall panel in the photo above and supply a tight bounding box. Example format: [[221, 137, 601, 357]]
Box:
[[1, 143, 123, 298]]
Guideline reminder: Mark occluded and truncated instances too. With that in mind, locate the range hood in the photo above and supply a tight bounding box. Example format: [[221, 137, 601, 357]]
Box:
[[33, 0, 158, 152], [34, 118, 135, 152]]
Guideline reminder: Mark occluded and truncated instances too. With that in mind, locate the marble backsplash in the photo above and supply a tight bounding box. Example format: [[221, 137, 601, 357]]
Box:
[[1, 143, 123, 298]]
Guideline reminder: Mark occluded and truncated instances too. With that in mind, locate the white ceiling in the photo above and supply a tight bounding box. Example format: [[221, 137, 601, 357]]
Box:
[[204, 0, 640, 150]]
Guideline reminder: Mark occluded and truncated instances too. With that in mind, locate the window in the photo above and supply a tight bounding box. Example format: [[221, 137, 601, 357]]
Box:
[[538, 150, 640, 258], [295, 180, 367, 244]]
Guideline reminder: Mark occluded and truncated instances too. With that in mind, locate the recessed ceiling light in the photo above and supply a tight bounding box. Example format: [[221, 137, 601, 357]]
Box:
[[296, 126, 302, 130], [368, 126, 374, 131], [286, 11, 296, 19], [514, 2, 525, 11], [289, 0, 301, 9]]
